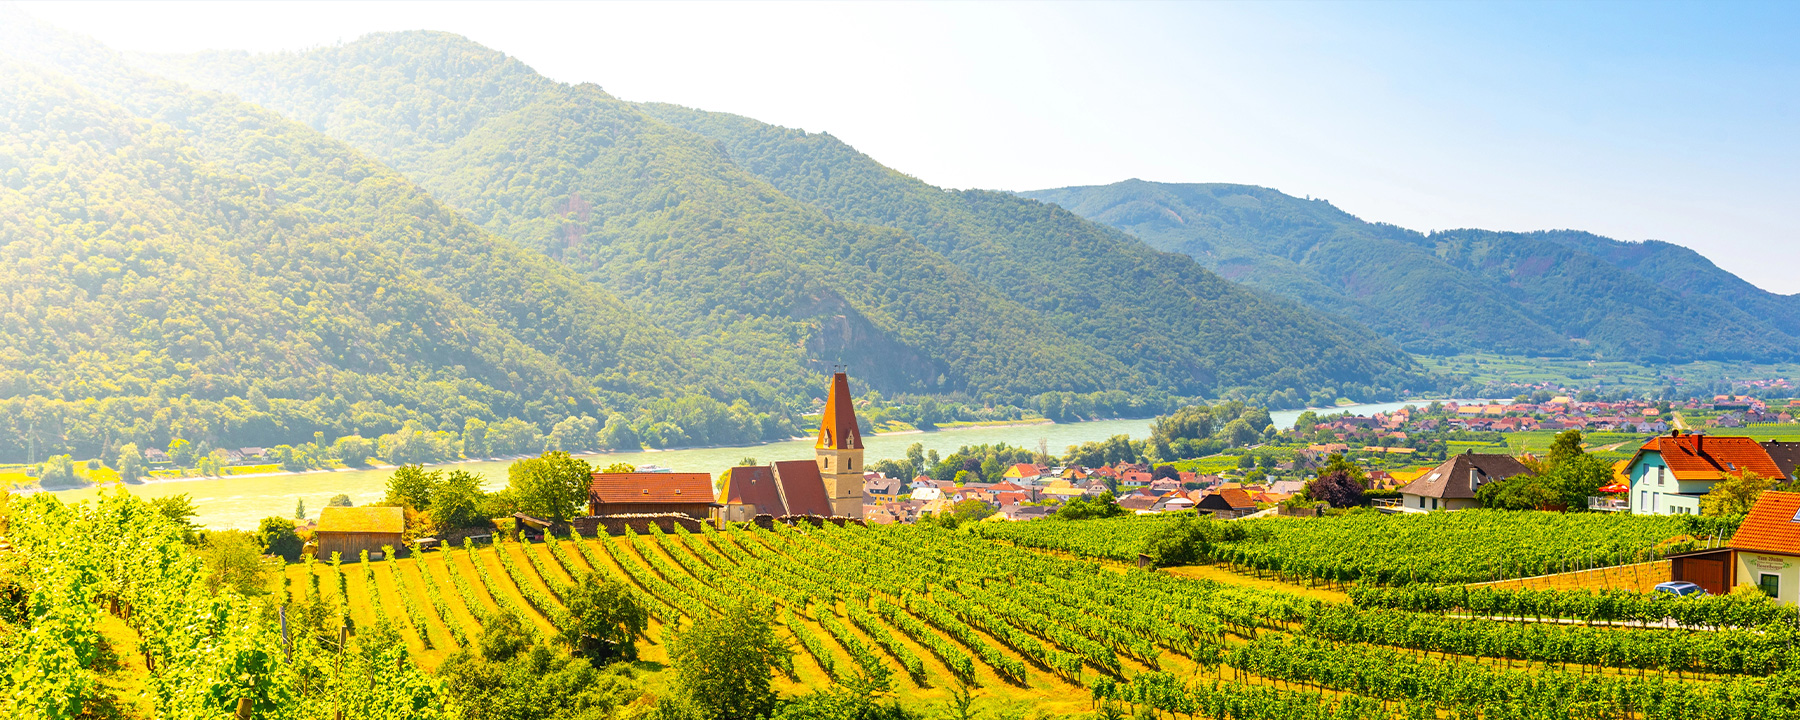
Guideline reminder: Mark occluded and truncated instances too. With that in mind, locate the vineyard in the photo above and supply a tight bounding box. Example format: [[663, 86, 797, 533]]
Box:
[[281, 515, 1800, 718], [970, 509, 1740, 586], [7, 490, 1800, 719]]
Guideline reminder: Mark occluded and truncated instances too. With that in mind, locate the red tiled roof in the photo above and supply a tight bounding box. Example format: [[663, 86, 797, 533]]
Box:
[[1122, 471, 1153, 484], [720, 465, 785, 513], [816, 372, 864, 450], [1006, 463, 1039, 477], [1728, 491, 1800, 556], [772, 460, 833, 516], [1638, 434, 1786, 481], [589, 473, 716, 506]]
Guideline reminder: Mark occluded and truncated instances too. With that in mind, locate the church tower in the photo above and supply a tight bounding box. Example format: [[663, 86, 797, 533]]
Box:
[[816, 371, 865, 519]]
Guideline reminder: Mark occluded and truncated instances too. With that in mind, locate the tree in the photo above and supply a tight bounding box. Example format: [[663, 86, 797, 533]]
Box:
[[669, 600, 793, 720], [1476, 475, 1559, 511], [1547, 429, 1586, 468], [1304, 454, 1367, 508], [257, 516, 304, 562], [1053, 492, 1125, 521], [462, 417, 490, 458], [333, 435, 375, 466], [168, 438, 192, 467], [200, 529, 267, 595], [1701, 471, 1776, 517], [295, 498, 306, 520], [600, 462, 636, 474], [151, 493, 199, 545], [598, 413, 640, 452], [950, 500, 993, 522], [509, 452, 594, 521], [327, 493, 354, 507], [432, 470, 489, 530], [548, 414, 600, 453], [116, 442, 143, 481], [557, 573, 649, 664], [439, 612, 646, 720], [386, 465, 441, 511]]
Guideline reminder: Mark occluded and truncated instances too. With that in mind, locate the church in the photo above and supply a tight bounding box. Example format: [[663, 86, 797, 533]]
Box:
[[716, 371, 866, 521]]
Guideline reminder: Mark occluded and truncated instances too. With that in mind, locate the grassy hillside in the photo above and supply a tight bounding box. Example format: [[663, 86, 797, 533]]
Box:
[[1025, 180, 1800, 363]]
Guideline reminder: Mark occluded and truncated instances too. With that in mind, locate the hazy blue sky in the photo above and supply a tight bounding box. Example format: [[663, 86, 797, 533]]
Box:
[[19, 1, 1800, 292]]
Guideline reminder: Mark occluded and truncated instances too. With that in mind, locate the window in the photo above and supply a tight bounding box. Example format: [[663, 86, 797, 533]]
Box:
[[1657, 467, 1665, 486], [1760, 573, 1781, 599], [823, 457, 830, 469]]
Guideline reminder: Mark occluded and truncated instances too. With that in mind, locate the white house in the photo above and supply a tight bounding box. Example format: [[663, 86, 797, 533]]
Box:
[[1623, 432, 1786, 516]]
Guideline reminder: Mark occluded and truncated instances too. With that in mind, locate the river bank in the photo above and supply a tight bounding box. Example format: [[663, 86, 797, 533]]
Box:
[[43, 398, 1491, 530]]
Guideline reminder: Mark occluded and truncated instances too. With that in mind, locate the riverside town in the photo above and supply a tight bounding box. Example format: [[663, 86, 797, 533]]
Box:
[[3, 3, 1799, 718]]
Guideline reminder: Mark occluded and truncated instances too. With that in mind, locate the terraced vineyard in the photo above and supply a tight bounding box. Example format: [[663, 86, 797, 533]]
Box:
[[285, 519, 1800, 719]]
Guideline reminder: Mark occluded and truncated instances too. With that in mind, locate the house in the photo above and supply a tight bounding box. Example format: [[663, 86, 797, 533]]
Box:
[[1395, 453, 1532, 512], [143, 448, 171, 464], [1268, 480, 1306, 495], [1195, 488, 1256, 519], [314, 506, 405, 561], [1154, 492, 1195, 512], [716, 461, 834, 522], [1761, 441, 1800, 481], [910, 486, 944, 501], [864, 476, 904, 498], [1689, 491, 1800, 604], [1003, 463, 1043, 483], [589, 472, 719, 518], [1117, 495, 1160, 513], [1625, 432, 1786, 516], [1148, 478, 1183, 492], [1119, 471, 1153, 488]]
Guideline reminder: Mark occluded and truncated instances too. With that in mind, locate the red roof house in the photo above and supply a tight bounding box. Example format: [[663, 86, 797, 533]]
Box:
[[588, 473, 719, 518]]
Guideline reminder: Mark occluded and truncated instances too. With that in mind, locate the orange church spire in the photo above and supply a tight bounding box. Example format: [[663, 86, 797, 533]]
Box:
[[816, 371, 863, 450]]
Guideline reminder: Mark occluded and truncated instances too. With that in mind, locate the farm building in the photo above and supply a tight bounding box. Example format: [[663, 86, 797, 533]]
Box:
[[1396, 452, 1532, 512], [588, 472, 719, 518], [314, 506, 405, 561]]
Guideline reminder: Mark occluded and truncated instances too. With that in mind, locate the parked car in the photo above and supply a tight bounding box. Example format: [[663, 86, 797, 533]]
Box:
[[1653, 581, 1707, 598]]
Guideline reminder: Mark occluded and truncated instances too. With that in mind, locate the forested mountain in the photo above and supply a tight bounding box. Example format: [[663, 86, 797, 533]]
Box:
[[1023, 180, 1800, 362], [0, 17, 791, 460], [0, 17, 1428, 460], [634, 105, 1419, 408], [133, 32, 1423, 401]]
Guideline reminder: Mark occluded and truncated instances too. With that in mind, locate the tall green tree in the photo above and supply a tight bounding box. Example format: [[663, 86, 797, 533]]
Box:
[[507, 452, 594, 521], [669, 600, 793, 720], [556, 573, 648, 664]]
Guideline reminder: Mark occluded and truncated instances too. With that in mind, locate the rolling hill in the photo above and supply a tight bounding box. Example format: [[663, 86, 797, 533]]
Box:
[[1022, 180, 1800, 363]]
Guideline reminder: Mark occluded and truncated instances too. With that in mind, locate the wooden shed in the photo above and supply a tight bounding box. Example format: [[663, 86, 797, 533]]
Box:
[[314, 506, 405, 561]]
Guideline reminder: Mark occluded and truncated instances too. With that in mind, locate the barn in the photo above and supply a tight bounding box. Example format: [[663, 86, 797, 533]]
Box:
[[588, 472, 719, 518], [314, 506, 405, 561]]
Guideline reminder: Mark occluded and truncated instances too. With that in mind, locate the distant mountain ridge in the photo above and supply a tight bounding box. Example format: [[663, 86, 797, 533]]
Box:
[[1023, 180, 1800, 363]]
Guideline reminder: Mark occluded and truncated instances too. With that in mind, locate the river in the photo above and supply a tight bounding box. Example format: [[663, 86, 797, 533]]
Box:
[[46, 398, 1489, 529]]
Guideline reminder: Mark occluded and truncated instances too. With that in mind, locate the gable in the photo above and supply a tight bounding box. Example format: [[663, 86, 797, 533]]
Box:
[[772, 460, 833, 516]]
